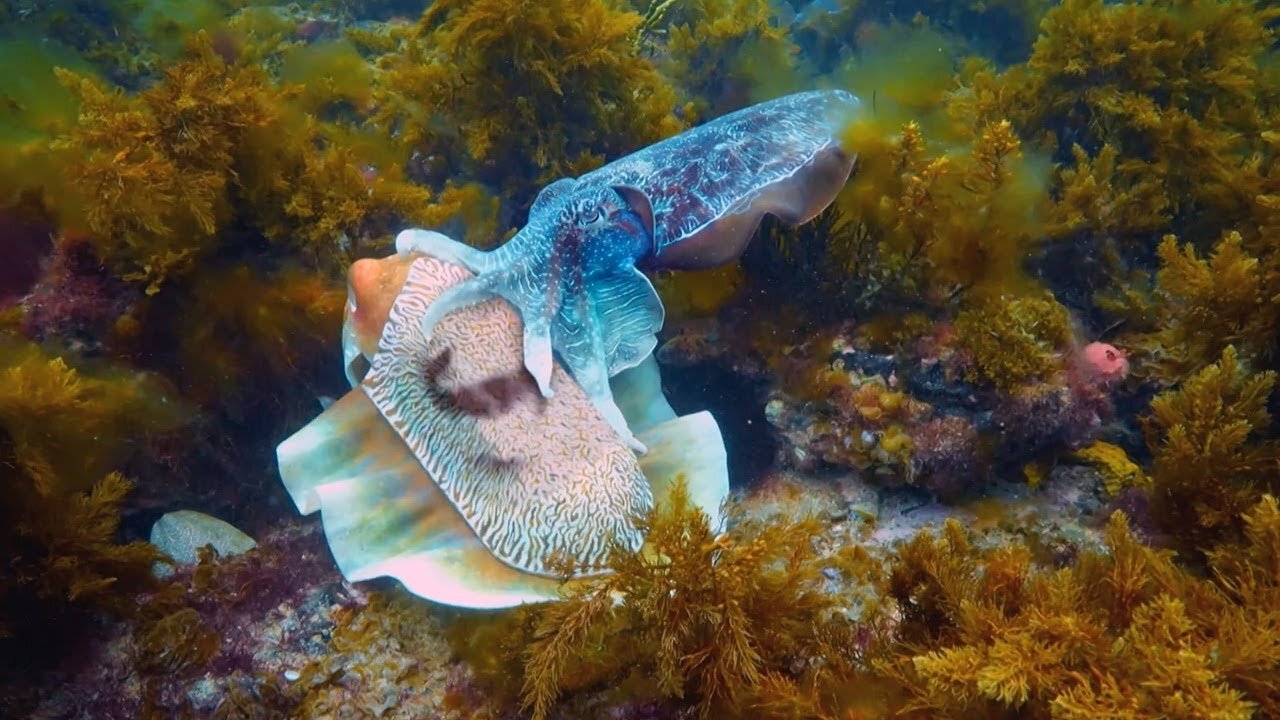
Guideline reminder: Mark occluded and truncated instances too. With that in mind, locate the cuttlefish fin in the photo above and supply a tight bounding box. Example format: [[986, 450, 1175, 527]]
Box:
[[635, 410, 730, 532], [592, 265, 665, 377], [276, 391, 729, 609], [611, 353, 677, 435]]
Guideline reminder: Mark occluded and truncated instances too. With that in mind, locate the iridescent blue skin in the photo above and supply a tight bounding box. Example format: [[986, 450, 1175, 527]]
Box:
[[396, 89, 861, 451]]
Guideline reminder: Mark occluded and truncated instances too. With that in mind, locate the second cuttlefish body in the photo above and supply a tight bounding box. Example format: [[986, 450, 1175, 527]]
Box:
[[278, 251, 730, 608]]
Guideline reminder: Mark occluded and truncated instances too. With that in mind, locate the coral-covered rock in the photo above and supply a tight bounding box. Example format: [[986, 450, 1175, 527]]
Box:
[[910, 415, 985, 498], [989, 376, 1112, 462]]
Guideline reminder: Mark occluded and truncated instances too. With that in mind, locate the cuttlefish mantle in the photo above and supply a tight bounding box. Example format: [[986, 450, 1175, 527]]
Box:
[[277, 252, 729, 609], [396, 89, 862, 451]]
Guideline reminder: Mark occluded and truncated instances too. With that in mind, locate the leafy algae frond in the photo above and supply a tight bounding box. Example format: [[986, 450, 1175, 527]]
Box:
[[954, 293, 1073, 392], [1143, 345, 1279, 558], [1139, 232, 1280, 384]]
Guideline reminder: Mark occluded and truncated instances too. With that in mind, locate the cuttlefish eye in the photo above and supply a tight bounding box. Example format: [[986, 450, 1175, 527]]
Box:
[[578, 205, 604, 227]]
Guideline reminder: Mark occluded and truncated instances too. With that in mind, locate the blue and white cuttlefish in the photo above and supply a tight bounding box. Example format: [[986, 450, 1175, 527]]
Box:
[[277, 90, 859, 608], [397, 89, 862, 452]]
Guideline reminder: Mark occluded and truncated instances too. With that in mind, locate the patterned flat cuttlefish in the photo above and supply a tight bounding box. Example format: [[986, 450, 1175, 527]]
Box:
[[396, 89, 862, 451], [277, 250, 729, 608]]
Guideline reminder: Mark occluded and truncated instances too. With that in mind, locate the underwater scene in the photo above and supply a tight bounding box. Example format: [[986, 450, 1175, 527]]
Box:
[[3, 0, 1280, 717]]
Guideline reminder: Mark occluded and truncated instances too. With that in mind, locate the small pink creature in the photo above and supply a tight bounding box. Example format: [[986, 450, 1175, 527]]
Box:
[[1080, 342, 1129, 385]]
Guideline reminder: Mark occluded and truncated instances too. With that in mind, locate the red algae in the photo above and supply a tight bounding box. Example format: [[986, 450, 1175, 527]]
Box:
[[20, 236, 135, 345], [0, 207, 53, 307]]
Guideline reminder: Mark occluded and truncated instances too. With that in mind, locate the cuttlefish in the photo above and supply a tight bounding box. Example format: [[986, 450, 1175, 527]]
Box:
[[279, 91, 859, 607], [277, 250, 729, 609], [397, 89, 862, 451]]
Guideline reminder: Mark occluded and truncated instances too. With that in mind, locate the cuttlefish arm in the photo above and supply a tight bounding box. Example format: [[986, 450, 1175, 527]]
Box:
[[399, 90, 861, 451], [396, 182, 660, 452]]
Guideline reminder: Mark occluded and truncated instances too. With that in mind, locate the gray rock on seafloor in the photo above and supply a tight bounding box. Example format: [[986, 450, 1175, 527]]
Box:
[[150, 510, 258, 577]]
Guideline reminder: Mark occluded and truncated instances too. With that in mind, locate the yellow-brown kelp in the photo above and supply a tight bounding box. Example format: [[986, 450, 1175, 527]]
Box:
[[1136, 232, 1280, 384], [656, 0, 801, 117], [0, 338, 185, 672], [47, 32, 473, 295], [960, 0, 1280, 246], [953, 292, 1073, 392], [1142, 346, 1279, 560], [365, 0, 684, 201], [455, 478, 854, 719], [945, 0, 1280, 379], [864, 500, 1280, 718], [458, 488, 1280, 719]]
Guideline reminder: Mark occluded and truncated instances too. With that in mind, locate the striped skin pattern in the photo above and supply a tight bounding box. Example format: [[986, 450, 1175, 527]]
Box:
[[362, 256, 652, 577]]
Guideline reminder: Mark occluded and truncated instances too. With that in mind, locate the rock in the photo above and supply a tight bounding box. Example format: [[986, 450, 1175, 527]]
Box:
[[150, 510, 257, 577], [185, 678, 221, 712], [837, 474, 881, 521]]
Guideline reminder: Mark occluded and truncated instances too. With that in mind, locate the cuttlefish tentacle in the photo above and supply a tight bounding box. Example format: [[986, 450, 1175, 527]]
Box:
[[518, 310, 555, 399], [490, 235, 560, 399], [398, 89, 861, 450], [396, 185, 658, 452]]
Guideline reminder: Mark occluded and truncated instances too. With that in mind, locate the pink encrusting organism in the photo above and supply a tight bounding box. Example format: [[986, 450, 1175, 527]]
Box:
[[1079, 341, 1129, 386]]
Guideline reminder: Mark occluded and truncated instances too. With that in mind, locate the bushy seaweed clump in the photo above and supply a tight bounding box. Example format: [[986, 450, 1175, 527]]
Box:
[[944, 0, 1280, 377], [958, 0, 1280, 244], [460, 484, 1280, 719], [843, 118, 1049, 305], [50, 39, 274, 295], [953, 292, 1073, 392], [49, 32, 475, 294], [1142, 346, 1279, 560], [0, 338, 186, 677], [366, 0, 684, 203], [1136, 232, 1280, 384], [866, 500, 1280, 718], [650, 0, 800, 118], [446, 479, 861, 719], [1076, 1, 1274, 221]]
